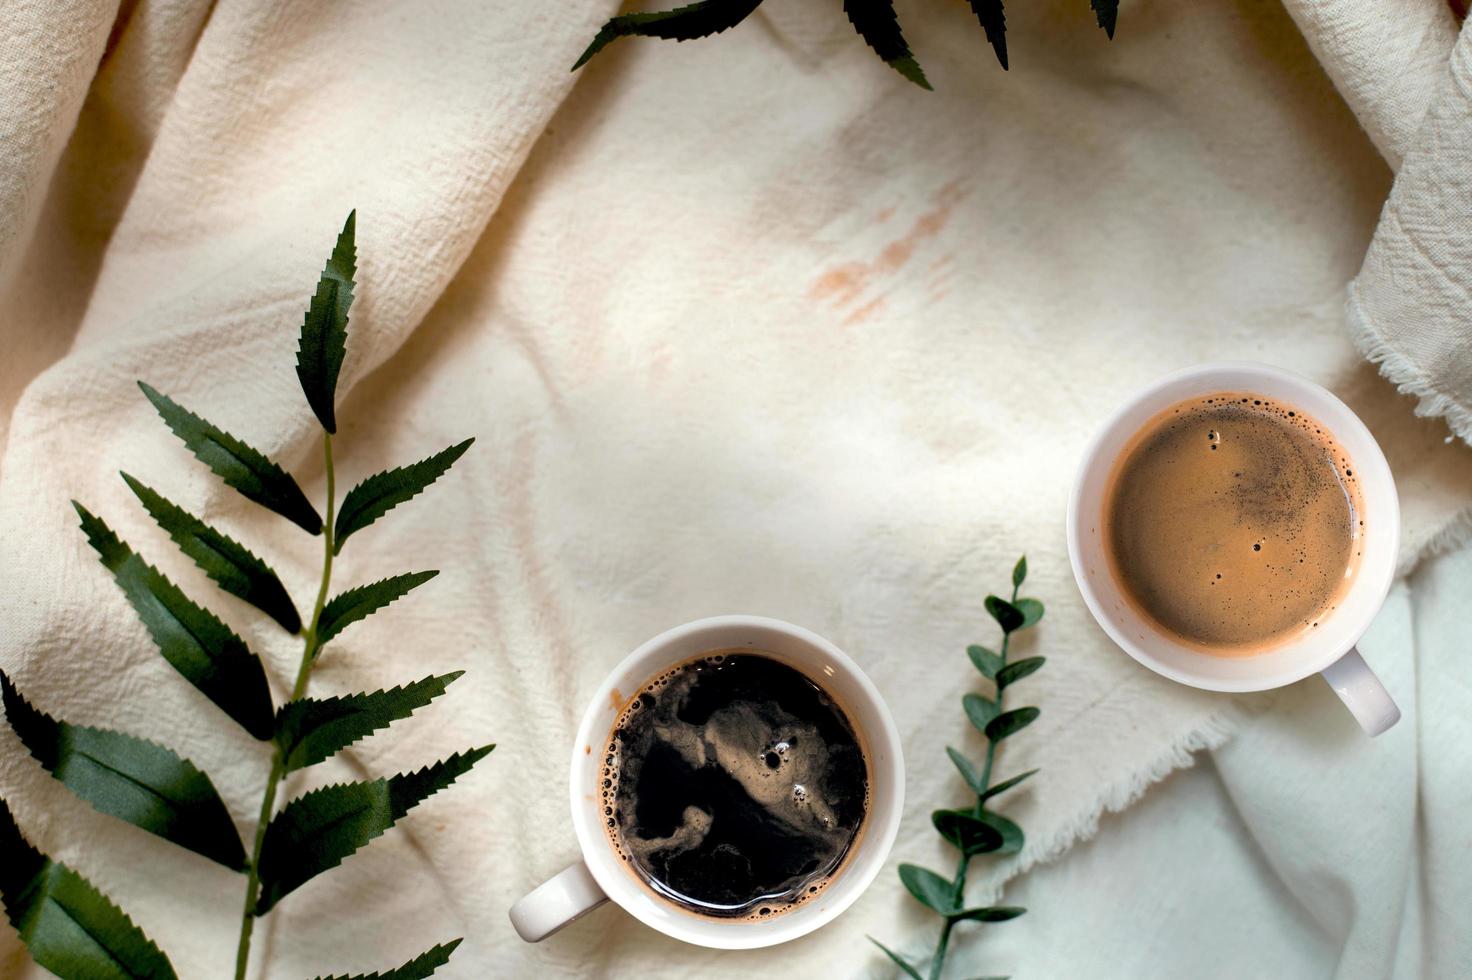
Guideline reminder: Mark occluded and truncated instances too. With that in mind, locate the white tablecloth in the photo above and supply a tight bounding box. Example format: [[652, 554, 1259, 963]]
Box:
[[1, 1, 1469, 978]]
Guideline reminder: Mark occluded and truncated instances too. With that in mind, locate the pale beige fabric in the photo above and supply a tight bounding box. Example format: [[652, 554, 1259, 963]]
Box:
[[1284, 1, 1472, 521], [1, 1, 1470, 977]]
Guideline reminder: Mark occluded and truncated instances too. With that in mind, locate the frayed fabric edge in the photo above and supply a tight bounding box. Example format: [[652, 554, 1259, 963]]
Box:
[[968, 691, 1275, 900], [1346, 284, 1472, 446], [888, 281, 1472, 936], [1347, 282, 1472, 574]]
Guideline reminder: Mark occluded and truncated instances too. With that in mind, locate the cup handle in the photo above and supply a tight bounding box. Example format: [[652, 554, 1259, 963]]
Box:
[[1319, 645, 1401, 736], [509, 861, 608, 942]]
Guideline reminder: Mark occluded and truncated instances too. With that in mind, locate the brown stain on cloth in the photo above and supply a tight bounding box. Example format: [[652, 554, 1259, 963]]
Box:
[[809, 179, 968, 325]]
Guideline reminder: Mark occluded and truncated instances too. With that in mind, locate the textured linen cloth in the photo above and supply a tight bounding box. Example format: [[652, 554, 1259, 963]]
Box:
[[967, 5, 1472, 976], [2, 2, 1471, 978], [1284, 0, 1472, 489], [945, 539, 1471, 980]]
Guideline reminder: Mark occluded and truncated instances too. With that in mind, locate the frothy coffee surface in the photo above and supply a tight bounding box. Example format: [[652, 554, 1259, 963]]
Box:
[[601, 653, 867, 920], [1104, 393, 1362, 654]]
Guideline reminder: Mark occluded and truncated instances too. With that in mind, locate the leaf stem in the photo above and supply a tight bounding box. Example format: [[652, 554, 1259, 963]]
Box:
[[233, 433, 336, 980], [927, 577, 1020, 980]]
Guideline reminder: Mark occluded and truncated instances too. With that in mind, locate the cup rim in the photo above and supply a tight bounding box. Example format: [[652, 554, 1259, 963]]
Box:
[[1066, 361, 1400, 692], [566, 615, 905, 949]]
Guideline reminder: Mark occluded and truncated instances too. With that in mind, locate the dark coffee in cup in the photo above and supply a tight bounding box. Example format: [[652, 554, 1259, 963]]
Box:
[[600, 652, 868, 920]]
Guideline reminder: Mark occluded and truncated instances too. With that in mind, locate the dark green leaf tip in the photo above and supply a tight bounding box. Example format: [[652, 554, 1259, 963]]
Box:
[[893, 55, 932, 90], [275, 671, 467, 772], [135, 381, 322, 534], [1012, 554, 1027, 589], [312, 938, 464, 980], [1092, 0, 1118, 38], [296, 211, 358, 433], [946, 746, 986, 796], [968, 0, 1008, 70], [255, 746, 492, 913], [967, 644, 1002, 679], [71, 504, 276, 739], [120, 471, 302, 633], [844, 0, 932, 90], [316, 570, 440, 649], [573, 0, 765, 72], [951, 905, 1027, 923], [963, 692, 999, 734], [898, 863, 960, 915], [2, 670, 248, 870], [996, 656, 1045, 690], [0, 797, 179, 980], [71, 499, 128, 567], [334, 438, 474, 554], [979, 767, 1039, 803], [867, 937, 925, 980]]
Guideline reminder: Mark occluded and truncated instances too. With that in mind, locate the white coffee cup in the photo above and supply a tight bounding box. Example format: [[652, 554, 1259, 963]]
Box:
[[508, 615, 905, 948], [1066, 362, 1401, 736]]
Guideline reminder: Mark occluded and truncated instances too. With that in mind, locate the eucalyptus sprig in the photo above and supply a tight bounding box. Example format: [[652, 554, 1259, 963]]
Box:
[[574, 0, 1118, 89], [872, 555, 1044, 980], [0, 213, 487, 980]]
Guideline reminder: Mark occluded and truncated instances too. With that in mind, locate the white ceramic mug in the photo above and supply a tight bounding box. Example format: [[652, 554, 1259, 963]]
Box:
[[1067, 362, 1401, 736], [508, 615, 905, 948]]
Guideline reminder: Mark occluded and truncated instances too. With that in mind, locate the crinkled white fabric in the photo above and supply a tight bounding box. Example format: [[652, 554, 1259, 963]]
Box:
[[942, 541, 1471, 980], [1283, 1, 1472, 529], [1, 1, 1470, 977]]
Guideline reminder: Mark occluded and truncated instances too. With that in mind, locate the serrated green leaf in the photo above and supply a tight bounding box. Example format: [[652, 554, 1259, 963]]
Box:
[[995, 656, 1045, 690], [334, 440, 473, 554], [963, 693, 999, 734], [312, 938, 463, 980], [867, 937, 924, 980], [977, 811, 1025, 854], [121, 473, 300, 633], [137, 382, 321, 534], [946, 746, 986, 796], [1092, 0, 1118, 38], [985, 706, 1039, 743], [2, 672, 246, 870], [276, 672, 464, 773], [73, 503, 274, 739], [951, 906, 1026, 923], [1010, 553, 1026, 588], [967, 644, 1002, 679], [255, 746, 493, 913], [932, 808, 1004, 856], [898, 863, 958, 915], [968, 0, 1007, 69], [573, 0, 763, 71], [297, 211, 357, 433], [316, 571, 438, 649], [978, 768, 1038, 803], [1015, 597, 1044, 629], [984, 595, 1024, 633], [844, 0, 932, 89], [0, 797, 179, 980]]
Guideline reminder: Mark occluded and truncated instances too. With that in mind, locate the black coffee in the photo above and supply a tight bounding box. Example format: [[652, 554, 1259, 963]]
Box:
[[600, 652, 868, 920]]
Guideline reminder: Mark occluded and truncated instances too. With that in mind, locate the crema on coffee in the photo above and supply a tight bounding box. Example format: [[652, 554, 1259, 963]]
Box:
[[1102, 393, 1363, 655]]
